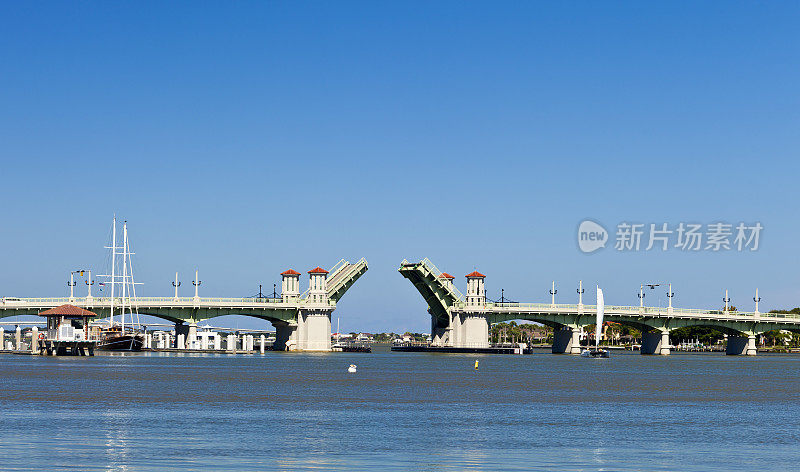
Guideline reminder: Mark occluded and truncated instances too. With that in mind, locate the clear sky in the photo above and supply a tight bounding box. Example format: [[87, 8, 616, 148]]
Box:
[[1, 1, 798, 333]]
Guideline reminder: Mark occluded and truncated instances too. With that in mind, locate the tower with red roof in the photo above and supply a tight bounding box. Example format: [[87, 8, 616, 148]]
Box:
[[280, 269, 301, 301], [465, 270, 486, 307]]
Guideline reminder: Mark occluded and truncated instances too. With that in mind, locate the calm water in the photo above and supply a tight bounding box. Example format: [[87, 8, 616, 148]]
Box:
[[1, 347, 799, 471]]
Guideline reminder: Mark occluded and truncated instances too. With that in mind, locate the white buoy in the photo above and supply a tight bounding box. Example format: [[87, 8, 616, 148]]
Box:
[[348, 364, 357, 373]]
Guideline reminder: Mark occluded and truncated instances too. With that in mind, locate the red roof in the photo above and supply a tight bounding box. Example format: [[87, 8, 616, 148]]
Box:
[[308, 267, 329, 274], [281, 269, 301, 276], [465, 270, 486, 278], [38, 304, 96, 318], [439, 272, 455, 279]]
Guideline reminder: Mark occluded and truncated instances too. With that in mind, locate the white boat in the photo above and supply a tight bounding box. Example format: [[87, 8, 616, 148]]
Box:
[[581, 286, 610, 358], [348, 364, 357, 373]]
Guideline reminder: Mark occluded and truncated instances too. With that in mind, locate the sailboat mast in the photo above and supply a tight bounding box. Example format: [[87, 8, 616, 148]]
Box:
[[110, 217, 116, 327], [122, 221, 128, 334]]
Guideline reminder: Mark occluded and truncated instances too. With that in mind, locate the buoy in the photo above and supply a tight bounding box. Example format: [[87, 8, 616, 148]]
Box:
[[474, 360, 479, 370], [348, 364, 357, 373]]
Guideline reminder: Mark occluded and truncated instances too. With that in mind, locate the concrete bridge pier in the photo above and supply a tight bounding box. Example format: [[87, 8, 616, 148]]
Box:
[[450, 312, 489, 348], [174, 323, 190, 348], [214, 335, 221, 350], [726, 335, 757, 355], [430, 317, 450, 347], [15, 325, 21, 350], [0, 327, 4, 350], [272, 321, 296, 351], [259, 335, 266, 354], [297, 310, 332, 351], [642, 330, 671, 355], [552, 326, 582, 354]]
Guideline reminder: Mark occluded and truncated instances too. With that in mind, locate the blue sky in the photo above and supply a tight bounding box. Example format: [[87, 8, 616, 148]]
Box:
[[1, 1, 798, 332]]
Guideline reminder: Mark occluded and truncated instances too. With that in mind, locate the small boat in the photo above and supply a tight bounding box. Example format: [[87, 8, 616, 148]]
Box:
[[348, 364, 357, 373], [581, 285, 610, 359]]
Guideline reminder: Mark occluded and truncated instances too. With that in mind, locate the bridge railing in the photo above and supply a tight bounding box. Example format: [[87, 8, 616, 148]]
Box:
[[418, 258, 465, 301], [1, 297, 290, 306], [456, 301, 800, 320]]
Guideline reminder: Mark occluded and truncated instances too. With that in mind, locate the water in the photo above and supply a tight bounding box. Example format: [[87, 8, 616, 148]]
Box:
[[1, 347, 799, 471]]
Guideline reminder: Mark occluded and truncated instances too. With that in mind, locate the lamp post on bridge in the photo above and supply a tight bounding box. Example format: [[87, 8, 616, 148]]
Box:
[[638, 285, 646, 309], [68, 269, 89, 301], [193, 270, 201, 302], [172, 272, 181, 301], [577, 280, 584, 312], [550, 281, 557, 307], [754, 289, 761, 319], [85, 270, 94, 301], [723, 289, 731, 313], [666, 283, 674, 315]]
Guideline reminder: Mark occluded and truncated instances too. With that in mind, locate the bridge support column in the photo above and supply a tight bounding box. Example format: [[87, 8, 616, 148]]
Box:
[[727, 335, 757, 356], [0, 328, 4, 350], [15, 325, 21, 350], [273, 322, 297, 351], [431, 317, 451, 347], [642, 331, 671, 355], [175, 323, 190, 349], [260, 335, 266, 354], [297, 310, 332, 351], [450, 312, 488, 348], [552, 327, 582, 354], [214, 334, 221, 350]]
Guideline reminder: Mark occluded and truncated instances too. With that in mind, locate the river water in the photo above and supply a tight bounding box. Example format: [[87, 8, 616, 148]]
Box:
[[1, 347, 799, 471]]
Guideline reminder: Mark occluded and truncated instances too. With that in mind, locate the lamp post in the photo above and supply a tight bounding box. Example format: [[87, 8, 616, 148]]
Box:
[[666, 283, 674, 314], [550, 281, 557, 307], [85, 270, 94, 300], [68, 269, 88, 301], [193, 270, 201, 301], [723, 289, 731, 313], [577, 280, 584, 312], [753, 288, 761, 317], [172, 272, 181, 300], [638, 284, 645, 309]]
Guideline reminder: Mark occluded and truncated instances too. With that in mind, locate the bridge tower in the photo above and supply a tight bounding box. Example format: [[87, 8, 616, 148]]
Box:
[[452, 271, 490, 348], [294, 267, 332, 351], [281, 269, 300, 302]]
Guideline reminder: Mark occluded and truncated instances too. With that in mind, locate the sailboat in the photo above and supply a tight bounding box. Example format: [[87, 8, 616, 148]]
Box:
[[97, 217, 145, 352], [581, 286, 610, 358]]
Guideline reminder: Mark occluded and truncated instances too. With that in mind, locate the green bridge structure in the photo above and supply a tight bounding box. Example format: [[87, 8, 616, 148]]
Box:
[[399, 258, 800, 355], [0, 258, 368, 352]]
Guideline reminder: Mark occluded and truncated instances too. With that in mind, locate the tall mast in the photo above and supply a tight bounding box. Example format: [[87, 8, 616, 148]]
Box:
[[110, 216, 116, 327], [122, 221, 128, 333]]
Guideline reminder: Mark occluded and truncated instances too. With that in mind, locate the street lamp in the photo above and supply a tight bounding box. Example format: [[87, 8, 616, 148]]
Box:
[[68, 269, 89, 300], [172, 272, 181, 300], [723, 289, 731, 312], [550, 281, 557, 306], [753, 289, 761, 316]]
